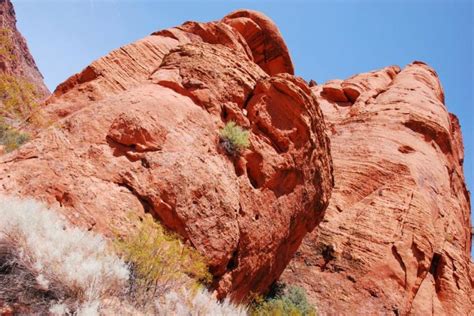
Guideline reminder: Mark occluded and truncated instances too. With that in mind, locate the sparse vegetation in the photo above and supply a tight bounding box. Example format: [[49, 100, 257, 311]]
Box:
[[114, 214, 211, 310], [219, 121, 250, 156], [156, 287, 247, 316], [251, 283, 317, 316], [0, 195, 129, 314], [0, 73, 40, 123], [0, 195, 245, 315], [0, 28, 15, 62], [0, 119, 29, 152], [0, 73, 45, 153]]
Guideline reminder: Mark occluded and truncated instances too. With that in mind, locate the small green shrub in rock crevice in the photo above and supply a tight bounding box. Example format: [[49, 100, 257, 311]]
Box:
[[219, 121, 250, 156], [251, 283, 317, 316]]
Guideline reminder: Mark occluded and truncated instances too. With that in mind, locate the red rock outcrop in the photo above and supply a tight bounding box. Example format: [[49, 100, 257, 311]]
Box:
[[282, 63, 473, 315], [0, 10, 333, 301], [0, 0, 48, 96], [1, 3, 471, 312]]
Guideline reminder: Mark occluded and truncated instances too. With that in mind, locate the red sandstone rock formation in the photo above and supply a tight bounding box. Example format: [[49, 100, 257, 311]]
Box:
[[0, 10, 333, 301], [0, 2, 471, 312], [282, 63, 473, 315], [0, 0, 48, 96]]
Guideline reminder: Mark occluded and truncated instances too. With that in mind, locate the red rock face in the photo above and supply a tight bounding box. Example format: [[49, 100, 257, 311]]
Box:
[[1, 3, 471, 312], [0, 10, 333, 301], [282, 63, 473, 315], [0, 0, 49, 96]]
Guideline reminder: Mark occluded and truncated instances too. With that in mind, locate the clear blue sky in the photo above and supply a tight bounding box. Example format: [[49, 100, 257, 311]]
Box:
[[13, 0, 473, 255]]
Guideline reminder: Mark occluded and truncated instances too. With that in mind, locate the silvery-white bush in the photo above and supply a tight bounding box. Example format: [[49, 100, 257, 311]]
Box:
[[0, 195, 129, 314], [156, 287, 247, 316]]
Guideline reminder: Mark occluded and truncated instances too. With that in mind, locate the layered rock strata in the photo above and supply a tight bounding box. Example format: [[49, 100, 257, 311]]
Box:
[[0, 10, 333, 301], [282, 63, 473, 315]]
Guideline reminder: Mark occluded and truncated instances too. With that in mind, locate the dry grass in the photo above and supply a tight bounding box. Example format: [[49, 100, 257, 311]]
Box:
[[0, 195, 129, 314], [156, 287, 247, 316], [0, 196, 248, 315]]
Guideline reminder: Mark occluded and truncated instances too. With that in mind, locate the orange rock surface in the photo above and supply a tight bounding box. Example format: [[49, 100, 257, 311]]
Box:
[[282, 63, 473, 315], [0, 2, 471, 312], [0, 10, 333, 300]]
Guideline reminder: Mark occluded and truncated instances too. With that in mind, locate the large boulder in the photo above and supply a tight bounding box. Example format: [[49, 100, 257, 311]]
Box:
[[0, 10, 333, 301]]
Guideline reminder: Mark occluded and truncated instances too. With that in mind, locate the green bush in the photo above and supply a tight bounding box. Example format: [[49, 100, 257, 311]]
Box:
[[0, 73, 40, 122], [115, 214, 211, 306], [0, 28, 15, 62], [0, 120, 30, 152], [219, 121, 250, 156], [0, 73, 43, 153], [251, 284, 317, 316]]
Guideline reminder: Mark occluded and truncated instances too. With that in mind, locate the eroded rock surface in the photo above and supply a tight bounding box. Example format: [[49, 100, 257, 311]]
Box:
[[0, 10, 333, 301], [1, 2, 471, 312], [282, 63, 473, 315]]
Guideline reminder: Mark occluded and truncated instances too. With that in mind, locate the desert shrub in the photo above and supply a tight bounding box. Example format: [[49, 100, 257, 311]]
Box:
[[219, 121, 250, 156], [0, 120, 29, 152], [114, 214, 211, 309], [0, 195, 249, 315], [0, 195, 129, 314], [0, 28, 15, 62], [0, 73, 40, 122], [251, 284, 316, 316], [87, 286, 247, 316], [0, 73, 45, 152], [155, 286, 247, 316]]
